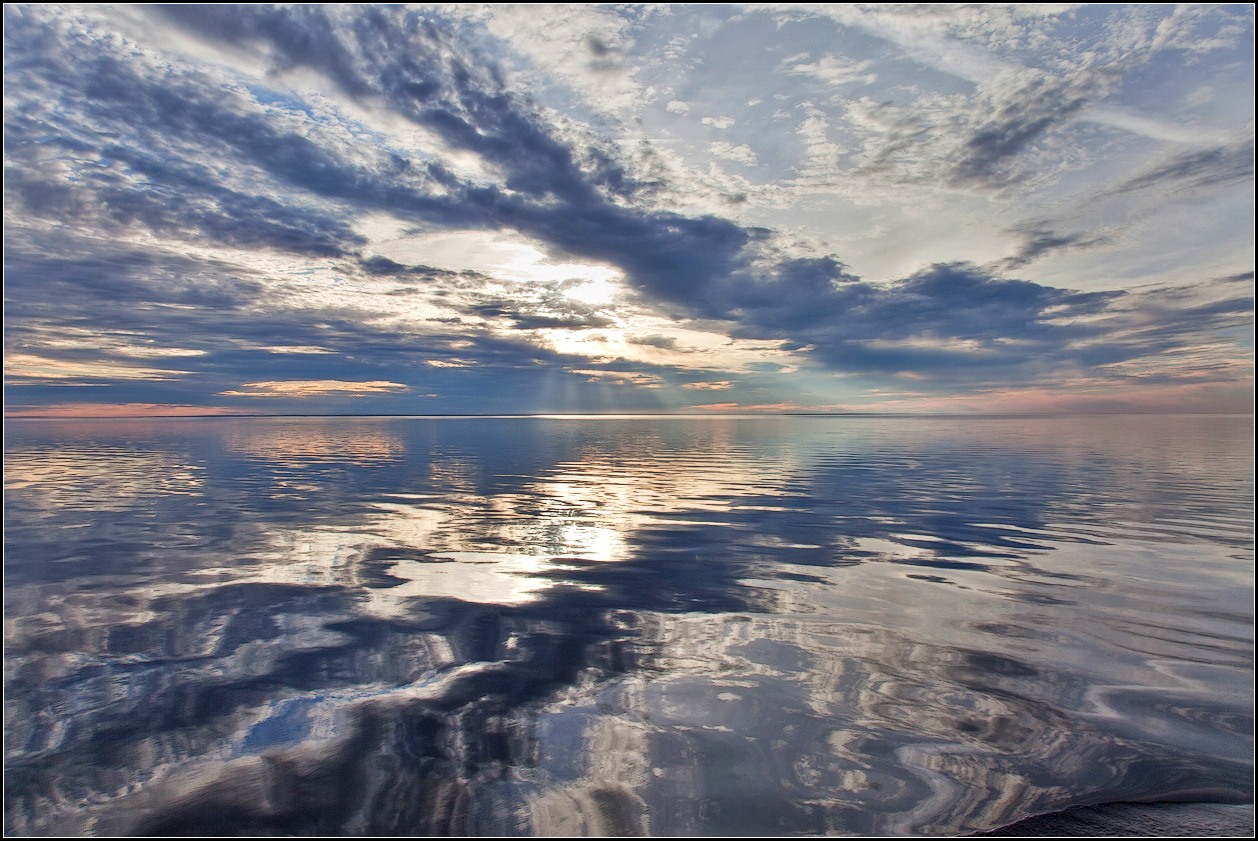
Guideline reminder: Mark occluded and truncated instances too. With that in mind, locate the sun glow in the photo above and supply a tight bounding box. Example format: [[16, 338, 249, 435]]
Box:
[[371, 229, 623, 290], [562, 277, 618, 305]]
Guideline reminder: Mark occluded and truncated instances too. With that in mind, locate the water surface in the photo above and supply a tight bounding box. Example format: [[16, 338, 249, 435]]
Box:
[[4, 415, 1253, 835]]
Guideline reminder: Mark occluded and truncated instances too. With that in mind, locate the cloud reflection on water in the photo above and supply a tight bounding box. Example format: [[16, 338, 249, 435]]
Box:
[[3, 416, 1252, 835]]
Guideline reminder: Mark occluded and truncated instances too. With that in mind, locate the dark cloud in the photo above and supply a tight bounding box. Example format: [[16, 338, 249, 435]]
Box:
[[154, 5, 642, 204], [7, 5, 754, 312], [995, 224, 1113, 271], [627, 334, 678, 349], [5, 24, 377, 257], [1099, 289, 1252, 350], [4, 230, 523, 400], [2, 234, 266, 322], [950, 75, 1091, 188], [359, 256, 425, 276], [469, 302, 618, 331], [719, 261, 1157, 384], [2, 224, 685, 415], [587, 35, 616, 58], [1110, 136, 1255, 195], [855, 73, 1099, 191], [142, 6, 761, 307], [4, 76, 371, 257]]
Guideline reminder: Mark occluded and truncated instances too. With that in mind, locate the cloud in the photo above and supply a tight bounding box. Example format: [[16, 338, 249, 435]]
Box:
[[755, 6, 1106, 191], [626, 334, 678, 349], [681, 380, 733, 391], [19, 2, 1115, 375], [763, 4, 1254, 198], [783, 54, 876, 88], [4, 403, 255, 418], [136, 5, 642, 215], [701, 260, 1251, 395], [1109, 136, 1256, 195], [218, 380, 410, 398], [3, 232, 265, 321], [120, 6, 769, 319], [569, 369, 663, 388], [4, 353, 191, 385], [793, 4, 1012, 86], [2, 16, 380, 258], [6, 229, 455, 382], [3, 5, 1250, 416], [467, 301, 617, 331], [1147, 3, 1253, 54], [950, 75, 1092, 187], [1079, 105, 1227, 145], [687, 401, 822, 413], [709, 142, 758, 166], [996, 224, 1113, 271], [843, 71, 1099, 191], [473, 4, 652, 113], [253, 345, 336, 355]]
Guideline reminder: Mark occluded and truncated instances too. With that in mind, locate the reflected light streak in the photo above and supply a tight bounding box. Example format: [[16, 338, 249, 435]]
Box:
[[225, 427, 802, 613], [222, 421, 404, 466], [4, 447, 206, 511]]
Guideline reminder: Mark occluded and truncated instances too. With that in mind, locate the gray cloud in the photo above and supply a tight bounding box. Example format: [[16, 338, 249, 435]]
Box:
[[1110, 136, 1255, 195], [719, 262, 1124, 383], [849, 70, 1106, 192], [950, 75, 1093, 189], [468, 302, 618, 331], [153, 5, 643, 204], [995, 224, 1113, 271], [627, 334, 678, 349]]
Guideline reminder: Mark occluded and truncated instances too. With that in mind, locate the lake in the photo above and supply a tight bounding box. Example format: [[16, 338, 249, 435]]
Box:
[[4, 415, 1253, 835]]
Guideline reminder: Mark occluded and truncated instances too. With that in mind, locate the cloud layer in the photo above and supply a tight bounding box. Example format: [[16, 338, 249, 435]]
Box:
[[4, 5, 1253, 415]]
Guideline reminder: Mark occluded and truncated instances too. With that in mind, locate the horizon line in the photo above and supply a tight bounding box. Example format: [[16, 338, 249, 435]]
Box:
[[5, 411, 1254, 420]]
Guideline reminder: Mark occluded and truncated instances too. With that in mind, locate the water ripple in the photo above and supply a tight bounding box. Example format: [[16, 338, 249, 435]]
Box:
[[4, 415, 1252, 835]]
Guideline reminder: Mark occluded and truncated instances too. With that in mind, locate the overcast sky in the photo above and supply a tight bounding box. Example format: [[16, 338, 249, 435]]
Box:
[[4, 4, 1253, 416]]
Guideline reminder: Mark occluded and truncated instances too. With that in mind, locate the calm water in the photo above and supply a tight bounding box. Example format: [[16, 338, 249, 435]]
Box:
[[4, 415, 1253, 835]]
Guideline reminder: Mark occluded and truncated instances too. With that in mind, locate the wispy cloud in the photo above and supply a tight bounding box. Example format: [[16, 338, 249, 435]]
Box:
[[782, 54, 876, 87], [1110, 135, 1256, 195], [569, 369, 663, 389], [995, 224, 1114, 271], [5, 353, 192, 384], [218, 380, 411, 398]]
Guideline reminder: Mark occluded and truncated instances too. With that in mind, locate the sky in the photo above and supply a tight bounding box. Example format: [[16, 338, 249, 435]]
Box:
[[3, 3, 1254, 416]]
